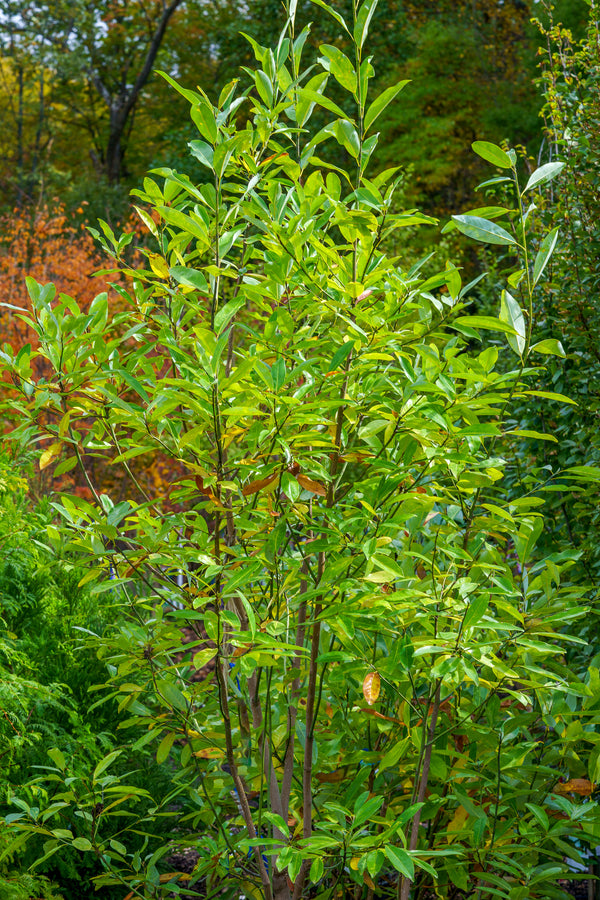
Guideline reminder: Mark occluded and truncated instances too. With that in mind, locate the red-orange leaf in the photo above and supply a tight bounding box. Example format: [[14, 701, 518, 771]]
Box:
[[362, 671, 381, 706]]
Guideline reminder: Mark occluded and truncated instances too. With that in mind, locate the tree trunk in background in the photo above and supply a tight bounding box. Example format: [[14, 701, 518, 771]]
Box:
[[90, 0, 184, 183]]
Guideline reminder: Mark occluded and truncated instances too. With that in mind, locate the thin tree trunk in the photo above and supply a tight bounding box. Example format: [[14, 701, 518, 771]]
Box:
[[16, 64, 24, 206]]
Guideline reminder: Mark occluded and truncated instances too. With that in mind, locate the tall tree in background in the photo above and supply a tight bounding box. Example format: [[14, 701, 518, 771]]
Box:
[[0, 0, 184, 197]]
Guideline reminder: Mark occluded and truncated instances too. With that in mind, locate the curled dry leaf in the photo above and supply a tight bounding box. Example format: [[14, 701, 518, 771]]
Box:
[[362, 671, 381, 706], [296, 474, 327, 496]]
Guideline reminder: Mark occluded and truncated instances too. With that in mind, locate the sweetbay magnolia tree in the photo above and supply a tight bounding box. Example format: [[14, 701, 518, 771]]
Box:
[[3, 1, 599, 898]]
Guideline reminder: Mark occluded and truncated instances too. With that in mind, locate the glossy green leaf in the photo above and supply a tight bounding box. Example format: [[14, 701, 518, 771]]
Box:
[[384, 845, 415, 880], [310, 0, 350, 33], [500, 289, 526, 356], [354, 0, 379, 49], [533, 227, 560, 286], [454, 315, 518, 335], [319, 45, 357, 94], [524, 161, 565, 192], [530, 338, 565, 357], [462, 594, 490, 631], [452, 215, 517, 246], [472, 141, 513, 169], [310, 856, 324, 883], [364, 80, 410, 132], [92, 750, 122, 782]]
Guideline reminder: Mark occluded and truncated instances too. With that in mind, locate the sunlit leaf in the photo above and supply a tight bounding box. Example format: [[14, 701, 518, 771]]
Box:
[[362, 671, 381, 705]]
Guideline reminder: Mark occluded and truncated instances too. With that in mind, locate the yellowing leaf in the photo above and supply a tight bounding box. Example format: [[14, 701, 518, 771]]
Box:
[[39, 443, 62, 471], [147, 252, 170, 279], [193, 747, 225, 759], [159, 872, 192, 883], [447, 805, 469, 842], [362, 671, 381, 706]]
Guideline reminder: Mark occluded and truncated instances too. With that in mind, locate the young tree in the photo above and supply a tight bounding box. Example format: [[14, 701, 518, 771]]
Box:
[[2, 2, 599, 899]]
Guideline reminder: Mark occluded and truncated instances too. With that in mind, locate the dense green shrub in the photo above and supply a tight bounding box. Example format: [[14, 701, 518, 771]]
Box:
[[2, 2, 600, 900]]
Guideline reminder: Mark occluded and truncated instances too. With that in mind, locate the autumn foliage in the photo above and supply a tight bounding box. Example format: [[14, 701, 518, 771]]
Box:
[[0, 203, 183, 503], [0, 204, 118, 348]]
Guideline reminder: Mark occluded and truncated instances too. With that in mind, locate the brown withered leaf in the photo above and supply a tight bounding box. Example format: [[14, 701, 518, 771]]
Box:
[[553, 779, 595, 796], [316, 767, 347, 783], [194, 475, 220, 503], [362, 671, 381, 706], [296, 474, 327, 496], [242, 473, 279, 496]]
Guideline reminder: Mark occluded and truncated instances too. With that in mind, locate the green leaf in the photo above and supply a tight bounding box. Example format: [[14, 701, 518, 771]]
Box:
[[533, 227, 560, 286], [310, 856, 324, 883], [159, 206, 208, 241], [72, 837, 93, 851], [462, 594, 490, 631], [47, 748, 66, 771], [156, 731, 177, 765], [521, 390, 576, 405], [364, 80, 410, 132], [188, 140, 215, 171], [509, 429, 558, 443], [526, 803, 549, 832], [92, 750, 122, 782], [472, 141, 513, 169], [524, 161, 565, 192], [192, 647, 217, 668], [335, 119, 360, 158], [319, 45, 357, 94], [514, 516, 544, 565], [354, 794, 384, 827], [454, 316, 518, 335], [297, 87, 347, 121], [157, 679, 189, 712], [563, 466, 600, 482], [384, 845, 415, 880], [156, 71, 200, 105], [354, 0, 379, 49], [272, 358, 286, 392], [170, 266, 209, 293], [310, 0, 350, 34], [328, 340, 354, 372], [500, 289, 526, 357], [530, 338, 565, 357], [215, 298, 245, 333], [452, 215, 517, 246], [190, 99, 218, 143], [379, 739, 409, 771]]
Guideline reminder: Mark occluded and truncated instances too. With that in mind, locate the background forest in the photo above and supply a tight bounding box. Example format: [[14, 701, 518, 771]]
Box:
[[1, 1, 600, 899]]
